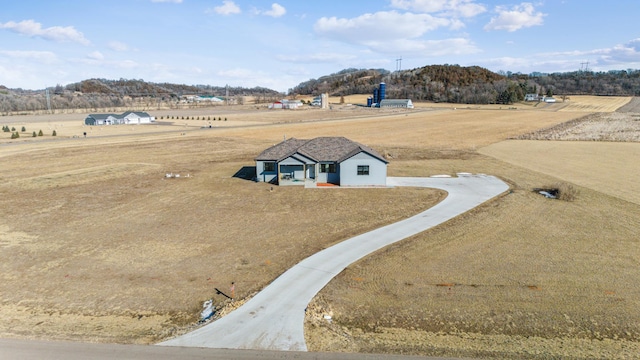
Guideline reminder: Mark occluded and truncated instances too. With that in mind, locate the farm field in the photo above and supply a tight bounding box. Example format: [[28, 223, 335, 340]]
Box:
[[1, 97, 639, 359], [559, 95, 632, 112], [479, 140, 640, 205]]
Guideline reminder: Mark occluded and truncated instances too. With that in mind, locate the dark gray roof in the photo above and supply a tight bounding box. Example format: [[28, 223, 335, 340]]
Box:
[[86, 111, 151, 120], [85, 113, 118, 120], [256, 137, 388, 164]]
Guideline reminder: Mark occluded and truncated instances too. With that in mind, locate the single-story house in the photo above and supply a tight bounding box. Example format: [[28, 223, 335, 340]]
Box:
[[255, 137, 388, 186], [84, 111, 155, 125], [379, 99, 414, 109]]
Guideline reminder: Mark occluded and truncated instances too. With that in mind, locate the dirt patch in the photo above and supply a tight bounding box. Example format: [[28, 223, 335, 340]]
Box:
[[615, 96, 640, 113]]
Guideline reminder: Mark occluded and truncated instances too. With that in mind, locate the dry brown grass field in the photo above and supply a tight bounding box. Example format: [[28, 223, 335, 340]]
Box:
[[1, 98, 639, 359], [559, 95, 632, 112]]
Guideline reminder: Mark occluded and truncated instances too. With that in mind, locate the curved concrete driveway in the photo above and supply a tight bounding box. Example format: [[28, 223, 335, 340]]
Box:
[[160, 174, 509, 351]]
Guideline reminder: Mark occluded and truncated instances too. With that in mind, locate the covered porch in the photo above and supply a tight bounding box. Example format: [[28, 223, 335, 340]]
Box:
[[278, 154, 316, 186]]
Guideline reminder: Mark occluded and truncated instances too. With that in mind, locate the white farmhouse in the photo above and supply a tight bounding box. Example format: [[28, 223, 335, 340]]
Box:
[[84, 111, 155, 125], [255, 137, 388, 186]]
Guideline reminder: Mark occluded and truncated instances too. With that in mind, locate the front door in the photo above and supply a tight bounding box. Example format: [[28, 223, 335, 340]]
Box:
[[306, 164, 315, 179]]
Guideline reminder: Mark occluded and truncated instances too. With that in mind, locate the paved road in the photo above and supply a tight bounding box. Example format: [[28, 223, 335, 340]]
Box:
[[0, 338, 452, 360], [160, 174, 509, 351]]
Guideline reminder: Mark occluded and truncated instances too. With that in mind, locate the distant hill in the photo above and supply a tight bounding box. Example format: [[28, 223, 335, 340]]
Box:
[[290, 65, 640, 104], [0, 79, 281, 114], [64, 78, 279, 99]]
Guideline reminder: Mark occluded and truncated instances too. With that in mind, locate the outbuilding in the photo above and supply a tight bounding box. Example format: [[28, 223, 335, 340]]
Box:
[[379, 99, 414, 109]]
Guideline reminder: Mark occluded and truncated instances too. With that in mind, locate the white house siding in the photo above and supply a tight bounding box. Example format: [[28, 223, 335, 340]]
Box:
[[256, 160, 278, 183], [123, 114, 154, 124], [338, 152, 387, 186]]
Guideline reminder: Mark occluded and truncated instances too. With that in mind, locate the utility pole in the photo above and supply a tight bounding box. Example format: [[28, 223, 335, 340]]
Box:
[[45, 88, 52, 114], [396, 56, 402, 72], [580, 61, 590, 72]]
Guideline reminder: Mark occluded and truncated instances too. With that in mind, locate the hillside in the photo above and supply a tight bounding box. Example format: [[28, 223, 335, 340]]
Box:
[[289, 65, 514, 104], [290, 65, 640, 105], [0, 79, 281, 114]]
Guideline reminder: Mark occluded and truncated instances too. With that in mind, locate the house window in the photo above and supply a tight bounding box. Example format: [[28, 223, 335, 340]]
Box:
[[320, 163, 336, 173], [264, 162, 276, 172], [357, 165, 370, 175]]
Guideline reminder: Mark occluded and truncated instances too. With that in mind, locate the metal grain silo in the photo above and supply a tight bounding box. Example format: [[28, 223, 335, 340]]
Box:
[[367, 97, 373, 107], [379, 82, 386, 102]]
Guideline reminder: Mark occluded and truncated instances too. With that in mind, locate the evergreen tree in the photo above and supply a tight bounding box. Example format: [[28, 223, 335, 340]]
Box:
[[38, 130, 43, 136]]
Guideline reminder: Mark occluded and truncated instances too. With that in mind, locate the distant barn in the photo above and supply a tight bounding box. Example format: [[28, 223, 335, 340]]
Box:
[[379, 99, 414, 109]]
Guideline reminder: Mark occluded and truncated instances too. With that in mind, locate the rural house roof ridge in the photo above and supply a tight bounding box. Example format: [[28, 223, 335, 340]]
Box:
[[255, 136, 387, 164]]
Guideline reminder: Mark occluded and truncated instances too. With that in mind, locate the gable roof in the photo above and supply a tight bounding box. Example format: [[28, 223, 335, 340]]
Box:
[[86, 113, 118, 120], [256, 137, 388, 164], [122, 111, 152, 117], [86, 111, 151, 120]]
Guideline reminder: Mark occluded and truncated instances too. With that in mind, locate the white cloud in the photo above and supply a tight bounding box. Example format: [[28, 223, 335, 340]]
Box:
[[478, 38, 640, 74], [390, 0, 486, 18], [208, 1, 241, 16], [115, 60, 139, 69], [87, 51, 104, 60], [315, 11, 454, 44], [0, 50, 57, 63], [263, 3, 286, 18], [364, 37, 480, 56], [277, 52, 357, 63], [0, 19, 90, 45], [484, 3, 545, 32], [108, 41, 129, 52]]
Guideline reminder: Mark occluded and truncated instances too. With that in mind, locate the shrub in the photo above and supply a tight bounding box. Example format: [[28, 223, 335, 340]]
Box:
[[21, 126, 26, 132], [555, 183, 579, 201], [11, 132, 19, 139], [38, 130, 43, 136], [11, 127, 16, 131], [535, 183, 579, 202], [32, 131, 36, 137], [52, 130, 57, 136]]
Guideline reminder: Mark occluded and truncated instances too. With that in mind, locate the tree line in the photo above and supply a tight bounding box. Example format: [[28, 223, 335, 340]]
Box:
[[289, 65, 640, 104], [0, 79, 282, 114]]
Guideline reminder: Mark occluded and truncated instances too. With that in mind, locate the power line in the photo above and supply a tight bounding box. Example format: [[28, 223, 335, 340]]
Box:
[[396, 56, 402, 72], [580, 61, 590, 72]]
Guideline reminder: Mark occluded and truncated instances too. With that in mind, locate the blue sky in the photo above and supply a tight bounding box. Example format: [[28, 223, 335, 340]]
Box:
[[1, 0, 639, 92]]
